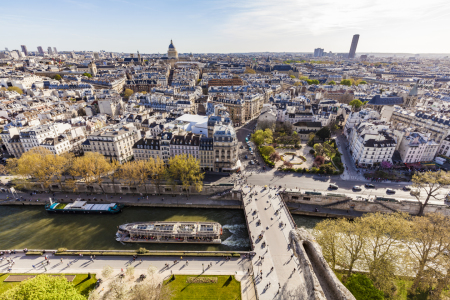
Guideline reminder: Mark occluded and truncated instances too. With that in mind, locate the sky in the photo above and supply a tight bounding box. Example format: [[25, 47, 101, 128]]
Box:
[[2, 0, 449, 54]]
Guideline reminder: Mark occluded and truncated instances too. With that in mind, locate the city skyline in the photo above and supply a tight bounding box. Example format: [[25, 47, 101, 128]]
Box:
[[1, 0, 449, 54]]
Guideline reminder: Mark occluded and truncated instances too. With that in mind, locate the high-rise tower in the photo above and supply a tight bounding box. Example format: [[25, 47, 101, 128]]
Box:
[[348, 34, 360, 59], [37, 46, 44, 55], [21, 45, 28, 56]]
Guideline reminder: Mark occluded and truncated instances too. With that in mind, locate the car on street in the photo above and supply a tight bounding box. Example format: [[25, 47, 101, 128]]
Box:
[[240, 145, 244, 149], [250, 160, 255, 165], [386, 188, 396, 194], [244, 155, 248, 159], [328, 184, 338, 190], [402, 186, 411, 191], [365, 184, 375, 188], [353, 185, 362, 191]]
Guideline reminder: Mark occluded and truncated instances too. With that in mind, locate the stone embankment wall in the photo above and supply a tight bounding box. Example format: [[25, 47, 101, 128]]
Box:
[[31, 182, 239, 198], [289, 228, 356, 300], [282, 191, 450, 216]]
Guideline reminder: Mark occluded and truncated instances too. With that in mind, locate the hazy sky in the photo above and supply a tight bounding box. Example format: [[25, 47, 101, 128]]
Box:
[[2, 0, 449, 54]]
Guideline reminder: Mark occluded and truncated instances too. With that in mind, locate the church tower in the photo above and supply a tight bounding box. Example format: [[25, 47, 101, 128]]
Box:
[[88, 61, 97, 77], [168, 40, 178, 59], [404, 81, 419, 107]]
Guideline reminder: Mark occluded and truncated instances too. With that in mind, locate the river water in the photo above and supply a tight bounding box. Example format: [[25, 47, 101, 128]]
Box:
[[0, 206, 322, 251]]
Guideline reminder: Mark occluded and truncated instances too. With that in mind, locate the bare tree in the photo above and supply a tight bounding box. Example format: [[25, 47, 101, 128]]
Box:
[[412, 170, 450, 216]]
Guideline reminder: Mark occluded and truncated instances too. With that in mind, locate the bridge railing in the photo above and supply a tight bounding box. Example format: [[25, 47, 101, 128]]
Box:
[[278, 192, 297, 229]]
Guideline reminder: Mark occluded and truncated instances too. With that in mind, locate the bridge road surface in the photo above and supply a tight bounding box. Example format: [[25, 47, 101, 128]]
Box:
[[0, 252, 256, 300], [243, 185, 307, 299]]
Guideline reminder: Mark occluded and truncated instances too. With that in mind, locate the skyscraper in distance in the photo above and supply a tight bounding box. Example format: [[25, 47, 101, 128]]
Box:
[[21, 45, 28, 56], [348, 34, 359, 59], [53, 47, 58, 54], [37, 46, 44, 55], [48, 47, 53, 55]]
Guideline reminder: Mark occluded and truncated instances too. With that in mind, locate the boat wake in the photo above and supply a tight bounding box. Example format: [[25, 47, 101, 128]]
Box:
[[221, 224, 250, 248]]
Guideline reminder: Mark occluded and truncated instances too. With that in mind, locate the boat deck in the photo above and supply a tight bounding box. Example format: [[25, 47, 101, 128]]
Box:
[[117, 221, 222, 244]]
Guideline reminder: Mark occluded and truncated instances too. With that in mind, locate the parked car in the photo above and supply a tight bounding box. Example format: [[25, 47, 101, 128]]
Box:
[[240, 145, 244, 149], [365, 184, 375, 188], [402, 186, 411, 191], [250, 160, 255, 165], [353, 186, 362, 191], [386, 188, 396, 194], [329, 184, 338, 190], [244, 155, 248, 159]]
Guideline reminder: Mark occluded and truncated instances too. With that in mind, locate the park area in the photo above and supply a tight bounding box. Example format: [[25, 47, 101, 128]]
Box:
[[0, 273, 97, 298], [163, 275, 241, 300], [253, 122, 344, 174]]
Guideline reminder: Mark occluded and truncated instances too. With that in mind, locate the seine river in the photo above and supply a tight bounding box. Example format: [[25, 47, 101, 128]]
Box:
[[0, 206, 323, 251]]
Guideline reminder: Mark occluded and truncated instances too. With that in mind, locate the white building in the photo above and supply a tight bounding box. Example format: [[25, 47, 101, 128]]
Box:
[[349, 122, 396, 166], [397, 132, 439, 164]]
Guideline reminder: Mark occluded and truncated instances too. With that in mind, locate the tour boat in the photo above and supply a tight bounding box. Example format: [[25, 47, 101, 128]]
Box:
[[116, 221, 222, 244], [45, 199, 124, 214]]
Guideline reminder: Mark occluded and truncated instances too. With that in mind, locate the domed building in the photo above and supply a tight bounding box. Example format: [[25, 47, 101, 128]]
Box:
[[168, 40, 178, 59]]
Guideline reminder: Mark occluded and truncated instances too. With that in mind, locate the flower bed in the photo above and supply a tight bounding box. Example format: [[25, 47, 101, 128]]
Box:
[[187, 277, 218, 284]]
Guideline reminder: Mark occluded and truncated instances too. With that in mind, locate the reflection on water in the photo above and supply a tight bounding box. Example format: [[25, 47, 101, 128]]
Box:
[[0, 206, 250, 251], [0, 206, 323, 251], [292, 214, 323, 230]]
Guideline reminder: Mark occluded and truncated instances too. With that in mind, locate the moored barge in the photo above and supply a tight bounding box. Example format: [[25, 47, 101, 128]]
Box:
[[116, 221, 222, 244], [45, 199, 124, 214]]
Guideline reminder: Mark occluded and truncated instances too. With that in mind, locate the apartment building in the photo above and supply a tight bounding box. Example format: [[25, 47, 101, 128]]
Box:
[[85, 124, 141, 163], [349, 122, 396, 166], [132, 137, 161, 161], [213, 124, 239, 172], [199, 136, 214, 171], [397, 132, 439, 164], [169, 132, 200, 160]]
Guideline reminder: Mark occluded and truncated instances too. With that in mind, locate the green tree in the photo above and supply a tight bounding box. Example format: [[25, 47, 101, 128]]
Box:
[[251, 129, 272, 146], [344, 274, 384, 300], [7, 86, 23, 94], [0, 275, 85, 300], [71, 152, 112, 193], [123, 88, 134, 98], [412, 170, 450, 216], [307, 133, 315, 147], [315, 127, 331, 141], [166, 154, 204, 198], [82, 72, 92, 78], [349, 99, 363, 111], [313, 144, 324, 156], [407, 213, 450, 292], [260, 146, 275, 157], [359, 80, 367, 84], [148, 157, 166, 195], [340, 79, 352, 86], [53, 74, 62, 80], [289, 75, 296, 79], [329, 80, 336, 85], [244, 68, 256, 74]]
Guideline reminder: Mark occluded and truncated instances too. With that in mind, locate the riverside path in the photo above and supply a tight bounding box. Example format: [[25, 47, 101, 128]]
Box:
[[242, 184, 308, 299], [0, 251, 256, 300]]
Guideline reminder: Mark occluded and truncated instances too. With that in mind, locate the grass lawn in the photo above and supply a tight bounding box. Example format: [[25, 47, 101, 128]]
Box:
[[335, 271, 436, 300], [0, 273, 97, 298], [164, 274, 241, 300]]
